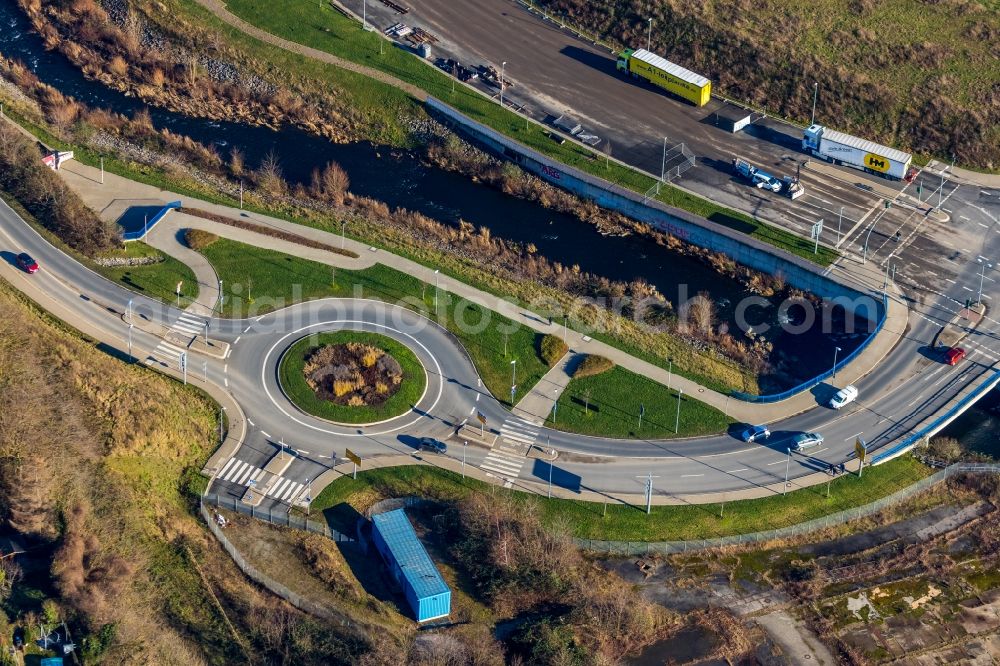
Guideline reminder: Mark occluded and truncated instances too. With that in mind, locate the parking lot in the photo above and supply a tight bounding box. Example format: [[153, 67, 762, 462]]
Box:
[[354, 0, 917, 250]]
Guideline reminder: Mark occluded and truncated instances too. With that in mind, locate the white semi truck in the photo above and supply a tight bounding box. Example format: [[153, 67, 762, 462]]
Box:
[[802, 124, 915, 181]]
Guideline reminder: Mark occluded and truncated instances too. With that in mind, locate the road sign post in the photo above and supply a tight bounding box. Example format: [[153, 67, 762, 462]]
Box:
[[180, 351, 187, 385], [346, 448, 362, 480], [176, 281, 183, 307], [855, 438, 868, 477], [810, 219, 824, 255], [639, 403, 645, 430], [476, 411, 487, 437]]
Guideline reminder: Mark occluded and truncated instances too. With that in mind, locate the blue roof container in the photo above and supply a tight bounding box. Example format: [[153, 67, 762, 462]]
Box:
[[371, 509, 451, 622]]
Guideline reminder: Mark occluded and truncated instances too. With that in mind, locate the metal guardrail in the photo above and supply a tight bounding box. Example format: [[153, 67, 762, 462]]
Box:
[[871, 369, 1000, 465], [121, 200, 181, 241], [202, 492, 354, 542], [733, 293, 889, 403], [574, 462, 1000, 556]]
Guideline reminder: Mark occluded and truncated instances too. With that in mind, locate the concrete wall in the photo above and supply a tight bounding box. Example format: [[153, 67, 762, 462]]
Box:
[[426, 98, 880, 321]]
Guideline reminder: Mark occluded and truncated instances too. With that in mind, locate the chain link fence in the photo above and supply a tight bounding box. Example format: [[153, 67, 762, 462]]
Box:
[[199, 499, 363, 624], [574, 463, 1000, 556], [202, 493, 354, 542]]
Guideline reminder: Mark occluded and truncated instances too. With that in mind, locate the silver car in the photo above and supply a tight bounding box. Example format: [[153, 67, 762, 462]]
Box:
[[791, 432, 824, 451]]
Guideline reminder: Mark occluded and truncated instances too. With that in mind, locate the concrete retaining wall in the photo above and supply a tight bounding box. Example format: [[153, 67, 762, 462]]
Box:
[[426, 98, 878, 321]]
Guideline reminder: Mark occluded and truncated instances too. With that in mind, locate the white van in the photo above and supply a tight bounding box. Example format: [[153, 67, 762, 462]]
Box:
[[829, 385, 858, 410]]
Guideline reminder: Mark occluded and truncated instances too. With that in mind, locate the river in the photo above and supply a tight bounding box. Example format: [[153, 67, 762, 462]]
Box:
[[0, 2, 867, 391]]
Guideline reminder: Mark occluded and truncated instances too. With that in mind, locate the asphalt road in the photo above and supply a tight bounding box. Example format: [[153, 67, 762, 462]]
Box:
[[3, 181, 998, 511]]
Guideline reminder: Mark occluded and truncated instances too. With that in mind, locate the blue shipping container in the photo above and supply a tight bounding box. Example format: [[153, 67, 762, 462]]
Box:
[[371, 509, 451, 622]]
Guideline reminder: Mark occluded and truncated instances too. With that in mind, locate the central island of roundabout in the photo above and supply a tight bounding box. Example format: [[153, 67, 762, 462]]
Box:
[[278, 330, 427, 425]]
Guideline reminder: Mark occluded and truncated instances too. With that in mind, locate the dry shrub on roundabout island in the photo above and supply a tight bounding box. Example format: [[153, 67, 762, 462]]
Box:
[[303, 342, 403, 407]]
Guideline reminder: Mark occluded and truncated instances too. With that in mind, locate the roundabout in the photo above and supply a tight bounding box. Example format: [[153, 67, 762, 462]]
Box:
[[277, 330, 427, 425]]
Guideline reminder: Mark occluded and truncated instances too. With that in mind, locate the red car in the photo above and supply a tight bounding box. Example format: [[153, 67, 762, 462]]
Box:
[[944, 347, 966, 366], [15, 252, 38, 274]]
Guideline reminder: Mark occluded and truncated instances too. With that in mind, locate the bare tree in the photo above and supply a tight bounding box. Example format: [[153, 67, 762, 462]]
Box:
[[602, 139, 612, 168]]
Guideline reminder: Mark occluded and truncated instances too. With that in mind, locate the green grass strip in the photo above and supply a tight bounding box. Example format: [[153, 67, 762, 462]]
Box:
[[312, 456, 931, 541]]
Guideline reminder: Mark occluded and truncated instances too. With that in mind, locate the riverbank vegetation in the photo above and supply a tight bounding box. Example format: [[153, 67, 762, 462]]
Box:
[[0, 277, 381, 662], [533, 0, 1000, 171]]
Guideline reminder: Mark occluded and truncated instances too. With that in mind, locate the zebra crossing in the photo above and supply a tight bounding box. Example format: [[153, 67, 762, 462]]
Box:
[[215, 456, 305, 503], [146, 312, 207, 367], [480, 416, 539, 482]]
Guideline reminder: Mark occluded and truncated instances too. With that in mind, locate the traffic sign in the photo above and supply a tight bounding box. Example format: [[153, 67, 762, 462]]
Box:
[[476, 412, 487, 425], [345, 448, 361, 467], [854, 438, 867, 463]]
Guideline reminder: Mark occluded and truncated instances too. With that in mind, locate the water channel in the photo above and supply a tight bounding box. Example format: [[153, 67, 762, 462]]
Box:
[[0, 2, 867, 391]]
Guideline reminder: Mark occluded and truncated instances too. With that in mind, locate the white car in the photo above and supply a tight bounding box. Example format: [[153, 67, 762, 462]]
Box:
[[829, 385, 859, 410]]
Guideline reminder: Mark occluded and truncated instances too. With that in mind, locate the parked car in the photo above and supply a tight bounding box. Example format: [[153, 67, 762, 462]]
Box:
[[943, 347, 966, 366], [829, 385, 859, 410], [417, 437, 447, 454], [791, 432, 824, 452], [15, 252, 38, 274], [740, 424, 771, 443]]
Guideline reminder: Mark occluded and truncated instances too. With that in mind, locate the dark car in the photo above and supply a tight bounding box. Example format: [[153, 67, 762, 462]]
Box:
[[15, 253, 38, 274], [740, 424, 770, 443], [418, 437, 447, 454]]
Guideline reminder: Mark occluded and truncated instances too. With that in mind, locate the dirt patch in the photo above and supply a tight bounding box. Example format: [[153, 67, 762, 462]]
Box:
[[304, 342, 403, 408]]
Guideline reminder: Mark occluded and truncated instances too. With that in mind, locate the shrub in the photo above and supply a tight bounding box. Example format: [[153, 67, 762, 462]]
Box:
[[183, 228, 218, 250], [573, 354, 614, 379], [539, 334, 568, 367]]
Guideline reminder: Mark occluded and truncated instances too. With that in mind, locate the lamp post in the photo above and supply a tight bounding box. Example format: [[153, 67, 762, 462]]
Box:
[[646, 18, 652, 51], [978, 258, 993, 306], [832, 346, 842, 379], [810, 82, 818, 126], [674, 388, 683, 433], [500, 61, 507, 107], [783, 447, 791, 495], [837, 206, 844, 244], [462, 441, 467, 479], [433, 269, 440, 310], [128, 322, 133, 361], [341, 220, 346, 249], [666, 357, 673, 390], [510, 359, 517, 403], [883, 252, 897, 296]]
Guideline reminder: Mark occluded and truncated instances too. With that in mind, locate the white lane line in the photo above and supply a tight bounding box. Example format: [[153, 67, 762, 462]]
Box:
[[469, 406, 476, 415], [681, 474, 704, 478], [845, 432, 864, 441], [224, 377, 229, 387], [980, 223, 990, 229], [247, 418, 255, 427], [234, 336, 241, 345], [960, 215, 969, 221], [261, 431, 271, 438], [243, 325, 252, 333], [475, 393, 480, 402], [945, 278, 956, 284], [222, 461, 247, 482], [767, 460, 785, 466], [727, 468, 748, 473], [217, 457, 237, 478], [961, 248, 972, 253], [224, 364, 228, 373], [906, 393, 925, 407]]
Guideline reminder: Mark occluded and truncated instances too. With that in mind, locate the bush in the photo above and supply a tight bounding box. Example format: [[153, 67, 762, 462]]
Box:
[[539, 334, 568, 367], [573, 354, 614, 379], [183, 228, 218, 250]]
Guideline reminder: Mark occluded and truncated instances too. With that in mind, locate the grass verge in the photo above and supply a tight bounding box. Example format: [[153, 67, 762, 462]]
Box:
[[199, 237, 548, 404], [93, 242, 200, 305], [551, 365, 730, 438], [278, 330, 426, 424], [222, 0, 837, 266], [311, 456, 932, 541]]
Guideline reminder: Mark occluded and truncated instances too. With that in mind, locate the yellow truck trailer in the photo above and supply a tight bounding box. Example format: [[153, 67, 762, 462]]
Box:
[[616, 48, 711, 107]]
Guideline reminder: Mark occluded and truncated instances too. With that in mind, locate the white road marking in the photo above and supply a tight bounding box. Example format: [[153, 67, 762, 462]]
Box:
[[681, 474, 704, 478], [261, 431, 271, 438], [979, 223, 990, 229], [247, 418, 255, 427], [218, 457, 237, 478], [243, 325, 252, 333], [767, 460, 785, 466], [726, 468, 748, 473], [845, 432, 864, 441], [234, 336, 241, 344]]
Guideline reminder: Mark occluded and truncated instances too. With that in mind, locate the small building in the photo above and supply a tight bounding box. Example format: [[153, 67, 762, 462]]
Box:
[[714, 106, 755, 133], [371, 509, 451, 622]]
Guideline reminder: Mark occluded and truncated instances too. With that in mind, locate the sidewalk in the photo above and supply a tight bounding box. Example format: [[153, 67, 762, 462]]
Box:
[[54, 158, 907, 425], [512, 352, 577, 425], [145, 212, 221, 317], [925, 160, 1000, 189]]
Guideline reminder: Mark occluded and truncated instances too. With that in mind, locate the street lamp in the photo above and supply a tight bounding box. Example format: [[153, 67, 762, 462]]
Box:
[[674, 388, 683, 433], [462, 441, 467, 478], [831, 346, 842, 379], [666, 357, 673, 391], [433, 269, 440, 309], [977, 258, 994, 306], [810, 82, 818, 126], [883, 251, 897, 296], [783, 447, 791, 495], [500, 61, 507, 107], [646, 18, 652, 51], [837, 206, 844, 245], [128, 322, 133, 361], [510, 359, 517, 403]]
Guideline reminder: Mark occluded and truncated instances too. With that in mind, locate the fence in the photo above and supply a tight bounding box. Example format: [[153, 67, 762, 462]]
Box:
[[871, 369, 1000, 465], [121, 200, 181, 241], [199, 499, 360, 624], [573, 463, 1000, 556], [202, 492, 354, 542], [733, 293, 889, 403]]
